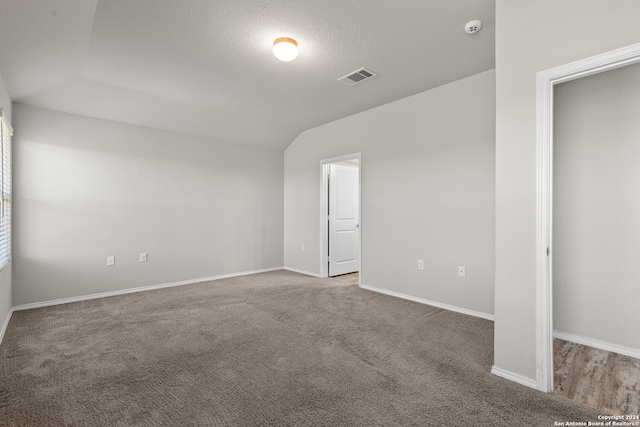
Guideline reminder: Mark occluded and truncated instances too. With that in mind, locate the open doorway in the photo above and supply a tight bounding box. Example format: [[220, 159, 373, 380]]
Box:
[[536, 43, 640, 396], [320, 154, 361, 282], [551, 61, 640, 415]]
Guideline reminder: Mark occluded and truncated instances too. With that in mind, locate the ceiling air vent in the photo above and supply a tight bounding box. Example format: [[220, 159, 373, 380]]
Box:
[[337, 68, 377, 86]]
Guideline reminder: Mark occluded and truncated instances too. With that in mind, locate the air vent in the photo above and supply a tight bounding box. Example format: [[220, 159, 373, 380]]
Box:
[[337, 68, 377, 86]]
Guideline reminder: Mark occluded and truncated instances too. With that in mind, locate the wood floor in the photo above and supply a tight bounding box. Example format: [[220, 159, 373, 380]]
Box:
[[330, 273, 639, 416], [554, 338, 640, 416], [331, 272, 359, 285]]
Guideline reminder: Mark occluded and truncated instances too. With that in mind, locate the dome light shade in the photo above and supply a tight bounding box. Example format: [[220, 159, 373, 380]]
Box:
[[273, 37, 298, 62]]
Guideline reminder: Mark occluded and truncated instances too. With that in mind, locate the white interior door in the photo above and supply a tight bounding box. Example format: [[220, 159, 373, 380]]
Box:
[[329, 164, 360, 276]]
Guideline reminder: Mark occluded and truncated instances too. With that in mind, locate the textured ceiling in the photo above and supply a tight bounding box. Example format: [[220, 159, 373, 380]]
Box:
[[0, 0, 495, 150]]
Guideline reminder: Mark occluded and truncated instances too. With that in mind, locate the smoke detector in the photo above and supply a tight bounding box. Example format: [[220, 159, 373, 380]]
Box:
[[465, 20, 482, 34]]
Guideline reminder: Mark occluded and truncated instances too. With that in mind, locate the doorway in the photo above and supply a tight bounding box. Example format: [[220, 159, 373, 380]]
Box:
[[536, 42, 640, 393], [320, 153, 361, 281], [551, 61, 640, 414]]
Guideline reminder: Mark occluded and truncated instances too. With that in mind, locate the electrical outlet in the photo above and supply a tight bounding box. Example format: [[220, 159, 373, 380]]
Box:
[[301, 244, 305, 252], [107, 256, 115, 266], [458, 266, 466, 277], [139, 252, 148, 263], [417, 260, 424, 270]]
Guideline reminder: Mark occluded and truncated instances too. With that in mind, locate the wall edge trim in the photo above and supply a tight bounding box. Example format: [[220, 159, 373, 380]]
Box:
[[0, 308, 13, 345], [491, 366, 540, 390], [283, 266, 322, 278], [12, 267, 284, 311], [359, 283, 494, 321], [554, 330, 640, 360]]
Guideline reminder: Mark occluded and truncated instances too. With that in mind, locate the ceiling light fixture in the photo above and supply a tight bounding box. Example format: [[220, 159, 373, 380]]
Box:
[[273, 37, 298, 62]]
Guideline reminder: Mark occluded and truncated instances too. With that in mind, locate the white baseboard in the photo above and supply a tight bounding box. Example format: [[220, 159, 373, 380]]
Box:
[[283, 266, 323, 278], [491, 366, 540, 390], [359, 283, 494, 322], [554, 330, 640, 360], [0, 308, 13, 345], [12, 267, 284, 312]]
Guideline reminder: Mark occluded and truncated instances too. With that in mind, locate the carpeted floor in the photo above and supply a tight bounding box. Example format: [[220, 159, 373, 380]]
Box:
[[1, 270, 601, 426]]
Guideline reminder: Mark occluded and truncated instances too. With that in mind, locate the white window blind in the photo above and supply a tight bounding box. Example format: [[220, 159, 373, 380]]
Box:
[[0, 108, 12, 266]]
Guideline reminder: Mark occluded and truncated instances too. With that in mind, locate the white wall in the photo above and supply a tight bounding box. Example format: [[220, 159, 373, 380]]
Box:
[[553, 62, 640, 350], [494, 0, 640, 381], [12, 104, 284, 306], [0, 72, 11, 331], [284, 70, 495, 316]]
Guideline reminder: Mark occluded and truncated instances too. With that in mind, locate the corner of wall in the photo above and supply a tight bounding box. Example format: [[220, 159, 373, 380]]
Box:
[[0, 71, 12, 337]]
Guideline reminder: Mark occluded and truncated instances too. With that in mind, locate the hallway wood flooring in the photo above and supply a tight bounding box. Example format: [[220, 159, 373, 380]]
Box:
[[554, 338, 640, 416], [332, 272, 359, 285]]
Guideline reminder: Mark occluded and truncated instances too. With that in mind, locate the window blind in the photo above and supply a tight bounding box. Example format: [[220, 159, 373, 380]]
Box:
[[0, 108, 12, 266]]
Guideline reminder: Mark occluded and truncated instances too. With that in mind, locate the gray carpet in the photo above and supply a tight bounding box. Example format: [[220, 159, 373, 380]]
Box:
[[0, 270, 600, 426]]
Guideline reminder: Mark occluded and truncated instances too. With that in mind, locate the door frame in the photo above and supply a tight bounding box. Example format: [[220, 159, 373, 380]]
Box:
[[535, 42, 640, 392], [320, 153, 362, 282]]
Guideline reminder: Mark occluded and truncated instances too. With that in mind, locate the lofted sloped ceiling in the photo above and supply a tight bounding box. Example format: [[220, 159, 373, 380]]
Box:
[[0, 0, 495, 150]]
